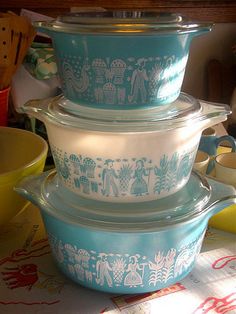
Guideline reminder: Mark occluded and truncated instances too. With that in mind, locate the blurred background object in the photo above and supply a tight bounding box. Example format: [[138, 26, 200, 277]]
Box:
[[0, 127, 48, 225], [0, 11, 35, 126], [1, 10, 60, 169]]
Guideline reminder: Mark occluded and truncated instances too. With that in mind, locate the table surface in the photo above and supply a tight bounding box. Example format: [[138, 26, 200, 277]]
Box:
[[0, 203, 236, 314]]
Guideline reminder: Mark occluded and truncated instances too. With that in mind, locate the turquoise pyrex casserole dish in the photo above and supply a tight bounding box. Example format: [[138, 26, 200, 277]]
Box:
[[35, 11, 212, 109], [16, 169, 236, 294]]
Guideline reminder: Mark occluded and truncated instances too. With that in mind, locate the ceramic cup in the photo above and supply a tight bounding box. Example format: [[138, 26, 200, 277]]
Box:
[[199, 127, 236, 174], [193, 150, 210, 174], [215, 152, 236, 187]]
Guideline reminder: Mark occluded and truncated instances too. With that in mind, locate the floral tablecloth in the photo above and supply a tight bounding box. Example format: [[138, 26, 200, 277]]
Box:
[[0, 204, 236, 314]]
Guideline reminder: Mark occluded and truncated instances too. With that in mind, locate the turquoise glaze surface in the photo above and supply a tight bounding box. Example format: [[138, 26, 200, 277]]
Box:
[[43, 214, 206, 294], [15, 170, 236, 293], [36, 11, 212, 108], [44, 32, 193, 108]]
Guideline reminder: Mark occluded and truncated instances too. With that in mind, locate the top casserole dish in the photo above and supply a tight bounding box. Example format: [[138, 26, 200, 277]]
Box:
[[35, 11, 212, 109]]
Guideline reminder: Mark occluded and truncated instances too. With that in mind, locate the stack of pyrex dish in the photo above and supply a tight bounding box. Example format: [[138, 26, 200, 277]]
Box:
[[19, 11, 236, 294]]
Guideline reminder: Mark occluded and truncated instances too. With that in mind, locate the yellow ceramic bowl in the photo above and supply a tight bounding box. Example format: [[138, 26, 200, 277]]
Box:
[[0, 127, 48, 225], [208, 145, 236, 233], [208, 204, 236, 234]]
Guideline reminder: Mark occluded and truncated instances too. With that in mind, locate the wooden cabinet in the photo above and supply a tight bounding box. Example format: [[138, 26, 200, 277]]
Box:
[[1, 0, 236, 22]]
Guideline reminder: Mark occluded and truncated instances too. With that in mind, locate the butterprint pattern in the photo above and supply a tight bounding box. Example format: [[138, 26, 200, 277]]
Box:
[[51, 145, 196, 199], [57, 54, 188, 106], [47, 233, 205, 290]]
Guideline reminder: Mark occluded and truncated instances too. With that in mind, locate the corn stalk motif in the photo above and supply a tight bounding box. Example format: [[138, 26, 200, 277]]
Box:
[[148, 249, 176, 286], [154, 151, 194, 195], [162, 249, 176, 283], [165, 153, 178, 191], [154, 155, 169, 194], [148, 251, 165, 286]]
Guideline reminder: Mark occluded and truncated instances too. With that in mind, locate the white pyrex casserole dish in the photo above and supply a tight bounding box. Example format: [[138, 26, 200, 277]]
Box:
[[23, 92, 231, 202]]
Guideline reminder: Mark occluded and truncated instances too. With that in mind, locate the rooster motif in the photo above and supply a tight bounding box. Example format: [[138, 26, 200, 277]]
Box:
[[62, 59, 90, 95]]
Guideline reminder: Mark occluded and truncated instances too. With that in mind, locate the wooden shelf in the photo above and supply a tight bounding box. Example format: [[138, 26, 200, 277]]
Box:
[[1, 1, 236, 23]]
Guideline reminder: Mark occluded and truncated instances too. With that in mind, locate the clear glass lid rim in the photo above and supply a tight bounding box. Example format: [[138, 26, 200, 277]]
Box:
[[43, 11, 212, 33], [49, 92, 202, 129], [40, 170, 212, 231]]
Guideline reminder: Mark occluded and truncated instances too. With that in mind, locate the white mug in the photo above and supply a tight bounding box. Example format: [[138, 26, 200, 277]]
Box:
[[193, 150, 210, 175], [215, 152, 236, 187], [199, 127, 236, 174]]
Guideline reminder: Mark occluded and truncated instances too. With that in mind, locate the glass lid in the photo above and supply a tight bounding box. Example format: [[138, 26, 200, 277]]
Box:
[[39, 170, 211, 232], [41, 92, 205, 132], [41, 11, 211, 34]]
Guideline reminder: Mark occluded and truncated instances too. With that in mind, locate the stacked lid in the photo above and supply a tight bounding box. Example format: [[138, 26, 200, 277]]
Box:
[[48, 11, 210, 34], [23, 169, 214, 231], [30, 92, 230, 132]]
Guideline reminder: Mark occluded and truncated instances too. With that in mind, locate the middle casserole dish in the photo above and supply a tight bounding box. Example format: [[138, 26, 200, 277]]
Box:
[[23, 92, 231, 203]]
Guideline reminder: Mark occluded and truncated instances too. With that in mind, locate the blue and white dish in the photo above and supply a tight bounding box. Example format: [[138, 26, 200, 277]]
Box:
[[34, 11, 212, 109], [23, 93, 232, 202], [15, 169, 236, 294]]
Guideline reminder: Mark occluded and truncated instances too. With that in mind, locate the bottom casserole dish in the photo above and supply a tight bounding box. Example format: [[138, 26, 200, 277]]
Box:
[[16, 170, 236, 294]]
